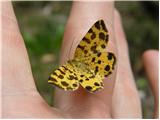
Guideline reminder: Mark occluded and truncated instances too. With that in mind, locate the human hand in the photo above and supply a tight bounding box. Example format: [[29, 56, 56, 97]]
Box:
[[54, 2, 142, 118], [2, 1, 158, 118]]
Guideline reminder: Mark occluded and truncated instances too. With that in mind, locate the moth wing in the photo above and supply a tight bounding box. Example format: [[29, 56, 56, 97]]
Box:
[[49, 20, 116, 92], [74, 20, 116, 77], [69, 60, 104, 93], [78, 72, 104, 93], [48, 62, 79, 91], [74, 20, 109, 60]]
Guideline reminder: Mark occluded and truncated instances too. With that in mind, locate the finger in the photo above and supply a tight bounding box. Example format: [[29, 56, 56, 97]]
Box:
[[112, 9, 142, 118], [142, 50, 159, 118], [2, 2, 63, 118], [2, 1, 37, 95], [54, 1, 117, 118]]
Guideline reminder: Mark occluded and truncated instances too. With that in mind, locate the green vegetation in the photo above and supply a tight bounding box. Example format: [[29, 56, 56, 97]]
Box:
[[13, 1, 158, 118]]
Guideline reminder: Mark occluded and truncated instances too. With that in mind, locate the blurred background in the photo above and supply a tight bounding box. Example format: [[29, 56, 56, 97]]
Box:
[[12, 1, 159, 118]]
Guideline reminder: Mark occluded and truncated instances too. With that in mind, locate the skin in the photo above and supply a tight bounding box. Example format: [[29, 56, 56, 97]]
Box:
[[55, 2, 117, 118], [1, 1, 158, 118], [142, 50, 159, 118], [111, 10, 142, 118]]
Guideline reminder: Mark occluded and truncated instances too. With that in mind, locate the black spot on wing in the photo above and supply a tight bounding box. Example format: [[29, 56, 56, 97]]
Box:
[[80, 75, 84, 77], [53, 72, 64, 79], [61, 81, 69, 86], [105, 71, 112, 77], [83, 37, 91, 44], [53, 72, 58, 76], [98, 60, 101, 64], [74, 76, 78, 80], [105, 34, 109, 43], [68, 75, 75, 80], [85, 78, 89, 81], [101, 44, 106, 49], [73, 84, 78, 87], [91, 45, 97, 53], [112, 54, 116, 69], [79, 79, 83, 83], [67, 87, 73, 90], [89, 75, 95, 78], [107, 52, 116, 70], [94, 82, 100, 86], [62, 66, 68, 70], [62, 66, 73, 73], [91, 32, 96, 39], [48, 76, 57, 82], [105, 65, 110, 71], [95, 21, 101, 30], [68, 75, 78, 80], [78, 45, 85, 50], [58, 75, 64, 79], [107, 53, 113, 60], [95, 66, 99, 74], [97, 52, 102, 57], [91, 57, 96, 62], [99, 32, 105, 40], [100, 20, 108, 32], [57, 68, 65, 75], [85, 86, 92, 91], [88, 28, 93, 33]]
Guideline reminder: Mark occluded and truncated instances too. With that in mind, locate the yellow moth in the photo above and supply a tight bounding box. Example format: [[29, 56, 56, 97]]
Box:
[[48, 20, 116, 93]]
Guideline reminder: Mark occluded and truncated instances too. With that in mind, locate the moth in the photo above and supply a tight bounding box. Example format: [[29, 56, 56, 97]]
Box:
[[48, 20, 116, 93]]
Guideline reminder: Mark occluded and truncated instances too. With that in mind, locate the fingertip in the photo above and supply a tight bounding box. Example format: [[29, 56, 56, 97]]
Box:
[[142, 49, 159, 58], [114, 9, 121, 22], [114, 9, 125, 39], [142, 49, 159, 65]]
